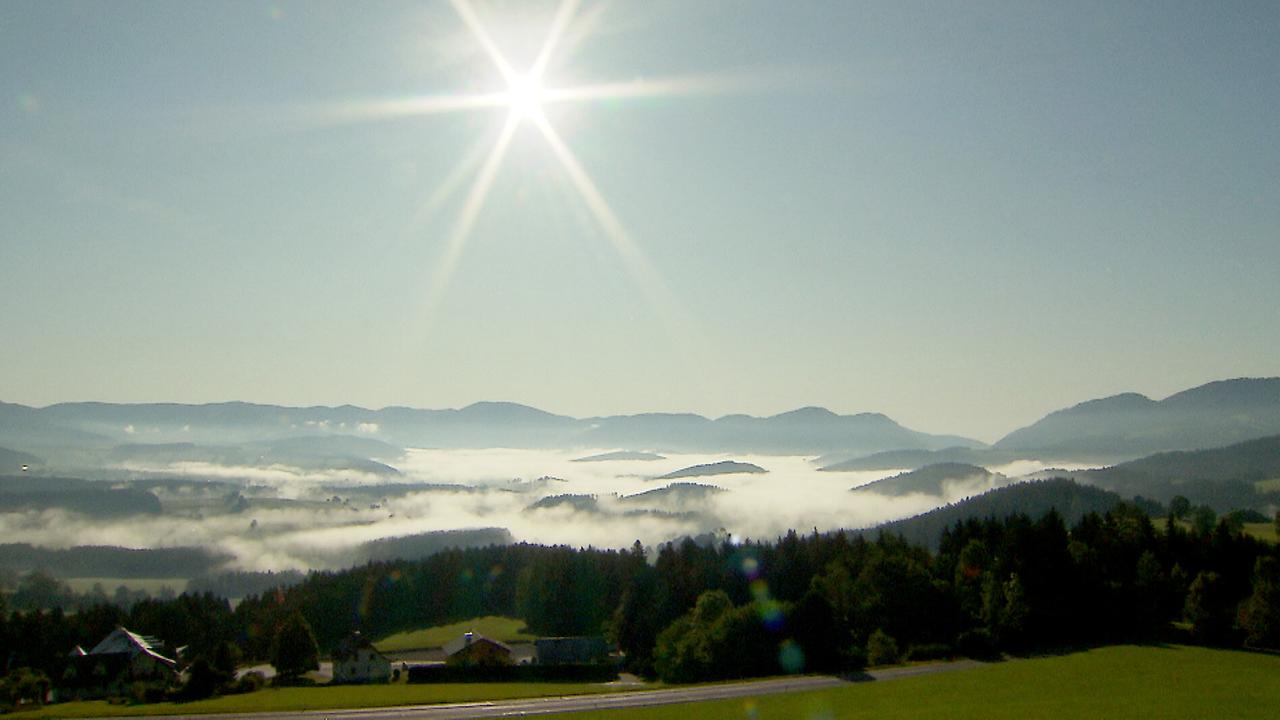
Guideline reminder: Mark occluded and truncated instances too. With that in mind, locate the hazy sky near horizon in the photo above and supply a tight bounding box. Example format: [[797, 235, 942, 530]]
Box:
[[2, 1, 1278, 442]]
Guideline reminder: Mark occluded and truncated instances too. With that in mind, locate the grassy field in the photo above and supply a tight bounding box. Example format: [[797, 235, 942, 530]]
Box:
[[16, 682, 620, 718], [1242, 522, 1278, 543], [62, 578, 188, 596], [1156, 518, 1276, 544], [1254, 478, 1280, 493], [16, 645, 1279, 718], [530, 645, 1280, 720], [374, 615, 536, 652]]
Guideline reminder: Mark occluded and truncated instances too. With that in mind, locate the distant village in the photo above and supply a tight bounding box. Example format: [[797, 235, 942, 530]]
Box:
[[24, 623, 616, 708]]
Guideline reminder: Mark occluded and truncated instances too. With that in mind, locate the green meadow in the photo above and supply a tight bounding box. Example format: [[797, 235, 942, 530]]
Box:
[[62, 578, 188, 596], [374, 615, 536, 652], [1242, 522, 1278, 543], [16, 645, 1280, 718], [536, 645, 1280, 720], [14, 681, 618, 718]]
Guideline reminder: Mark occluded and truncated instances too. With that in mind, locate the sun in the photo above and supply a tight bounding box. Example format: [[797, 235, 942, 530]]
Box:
[[504, 72, 546, 121]]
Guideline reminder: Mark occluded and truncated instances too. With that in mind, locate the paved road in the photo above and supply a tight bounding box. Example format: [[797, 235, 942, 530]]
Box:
[[130, 660, 984, 720]]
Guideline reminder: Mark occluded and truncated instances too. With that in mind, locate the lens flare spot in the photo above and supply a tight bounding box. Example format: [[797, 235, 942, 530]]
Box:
[[778, 640, 805, 674], [750, 579, 769, 601], [758, 599, 786, 631]]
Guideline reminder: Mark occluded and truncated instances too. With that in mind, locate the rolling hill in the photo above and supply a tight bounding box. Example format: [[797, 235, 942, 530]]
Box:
[[852, 463, 1004, 496], [864, 478, 1127, 550], [1061, 434, 1280, 511], [995, 378, 1280, 460], [657, 460, 766, 480], [0, 400, 983, 458]]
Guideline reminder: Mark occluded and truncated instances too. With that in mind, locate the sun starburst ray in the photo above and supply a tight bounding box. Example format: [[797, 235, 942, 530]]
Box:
[[411, 132, 494, 229], [530, 112, 684, 332], [450, 0, 518, 83], [419, 113, 520, 325], [530, 0, 581, 80], [542, 70, 793, 106], [312, 92, 510, 127], [400, 0, 742, 348]]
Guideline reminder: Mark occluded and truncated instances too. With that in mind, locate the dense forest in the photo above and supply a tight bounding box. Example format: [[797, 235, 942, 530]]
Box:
[[2, 480, 1279, 691]]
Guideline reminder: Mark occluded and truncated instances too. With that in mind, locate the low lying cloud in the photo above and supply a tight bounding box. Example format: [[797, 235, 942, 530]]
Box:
[[4, 449, 1078, 573]]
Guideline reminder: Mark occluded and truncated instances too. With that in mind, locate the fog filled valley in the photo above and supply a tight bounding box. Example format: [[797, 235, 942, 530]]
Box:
[[3, 380, 1280, 712], [3, 377, 1280, 597], [1, 447, 1077, 576]]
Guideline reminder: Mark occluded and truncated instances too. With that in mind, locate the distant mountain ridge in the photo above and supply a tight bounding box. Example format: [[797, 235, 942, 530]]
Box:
[[5, 376, 1277, 461], [994, 378, 1280, 459], [0, 399, 983, 458]]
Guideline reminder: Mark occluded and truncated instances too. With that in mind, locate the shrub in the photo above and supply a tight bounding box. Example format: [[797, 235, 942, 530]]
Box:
[[956, 628, 999, 659], [906, 643, 953, 661], [232, 671, 266, 695], [866, 629, 900, 666]]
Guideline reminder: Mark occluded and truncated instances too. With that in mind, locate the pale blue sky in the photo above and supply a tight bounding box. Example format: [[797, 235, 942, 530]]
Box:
[[2, 0, 1278, 441]]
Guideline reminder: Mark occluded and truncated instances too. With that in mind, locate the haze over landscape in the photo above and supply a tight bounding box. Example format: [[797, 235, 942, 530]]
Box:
[[1, 0, 1278, 623], [2, 2, 1280, 716], [3, 1, 1278, 442]]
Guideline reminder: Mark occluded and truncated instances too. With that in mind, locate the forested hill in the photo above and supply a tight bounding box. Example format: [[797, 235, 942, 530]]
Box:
[[0, 446, 42, 471], [994, 377, 1280, 459], [864, 479, 1127, 550], [1086, 434, 1280, 485], [0, 476, 161, 517], [1060, 435, 1280, 511], [851, 463, 997, 496], [0, 543, 230, 578], [4, 493, 1278, 687]]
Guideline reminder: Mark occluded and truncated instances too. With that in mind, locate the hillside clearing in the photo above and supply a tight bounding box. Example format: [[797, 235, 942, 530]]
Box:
[[374, 616, 535, 652]]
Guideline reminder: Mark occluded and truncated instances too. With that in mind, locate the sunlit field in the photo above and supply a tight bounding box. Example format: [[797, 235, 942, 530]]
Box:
[[535, 645, 1280, 720], [13, 681, 622, 718], [374, 615, 535, 652]]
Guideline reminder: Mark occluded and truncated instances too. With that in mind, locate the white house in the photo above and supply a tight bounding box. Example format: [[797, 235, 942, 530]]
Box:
[[331, 631, 392, 684]]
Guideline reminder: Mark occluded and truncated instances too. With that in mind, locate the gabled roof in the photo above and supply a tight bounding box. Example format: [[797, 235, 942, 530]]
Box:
[[333, 631, 387, 662], [443, 632, 512, 657], [89, 627, 158, 655], [87, 627, 177, 667]]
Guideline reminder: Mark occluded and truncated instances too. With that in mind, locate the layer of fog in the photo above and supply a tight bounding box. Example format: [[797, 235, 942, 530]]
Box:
[[0, 449, 1095, 573]]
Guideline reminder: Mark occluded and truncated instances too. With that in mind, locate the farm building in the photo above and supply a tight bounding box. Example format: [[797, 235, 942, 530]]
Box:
[[443, 632, 514, 667], [331, 631, 392, 684], [57, 627, 179, 701], [534, 636, 610, 665]]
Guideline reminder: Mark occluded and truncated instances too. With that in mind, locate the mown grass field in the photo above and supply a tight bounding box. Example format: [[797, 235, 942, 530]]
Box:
[[15, 681, 620, 718], [374, 615, 535, 652], [62, 578, 189, 595], [1157, 518, 1276, 544], [1253, 478, 1280, 493], [533, 645, 1280, 720], [1242, 522, 1278, 543]]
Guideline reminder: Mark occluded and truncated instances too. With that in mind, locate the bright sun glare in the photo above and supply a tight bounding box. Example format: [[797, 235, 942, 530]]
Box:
[[380, 0, 714, 332], [505, 72, 545, 120]]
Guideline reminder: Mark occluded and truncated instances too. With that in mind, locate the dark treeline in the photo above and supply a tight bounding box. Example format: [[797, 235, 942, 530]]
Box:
[[0, 543, 229, 579], [4, 492, 1280, 686]]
